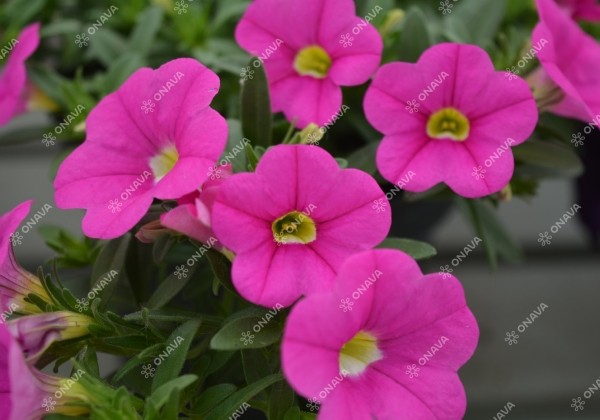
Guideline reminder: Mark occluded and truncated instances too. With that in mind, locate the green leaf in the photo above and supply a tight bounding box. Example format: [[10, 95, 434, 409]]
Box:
[[206, 249, 235, 294], [241, 349, 271, 385], [146, 262, 198, 309], [398, 8, 432, 62], [444, 0, 506, 46], [102, 54, 145, 95], [204, 374, 283, 420], [377, 238, 437, 260], [146, 375, 198, 413], [91, 234, 131, 309], [86, 29, 128, 67], [151, 319, 201, 392], [284, 406, 317, 420], [128, 6, 164, 57], [513, 140, 584, 177], [111, 343, 165, 384], [346, 142, 378, 175], [240, 58, 272, 147], [210, 311, 281, 351], [269, 379, 296, 420], [191, 383, 238, 417], [3, 0, 46, 28], [245, 143, 260, 171]]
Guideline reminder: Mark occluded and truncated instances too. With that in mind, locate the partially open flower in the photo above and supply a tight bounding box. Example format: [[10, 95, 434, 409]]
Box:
[[0, 201, 52, 315]]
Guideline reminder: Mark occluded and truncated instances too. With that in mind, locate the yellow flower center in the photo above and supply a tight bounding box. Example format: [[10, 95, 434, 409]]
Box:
[[149, 144, 179, 182], [339, 331, 383, 376], [294, 45, 332, 79], [272, 211, 316, 245], [426, 107, 470, 141]]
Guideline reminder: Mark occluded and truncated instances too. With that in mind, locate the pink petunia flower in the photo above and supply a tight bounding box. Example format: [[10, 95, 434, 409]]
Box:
[[281, 249, 479, 419], [532, 0, 600, 122], [7, 311, 93, 364], [212, 145, 390, 308], [0, 23, 40, 126], [54, 58, 228, 239], [556, 0, 600, 21], [235, 0, 382, 128], [0, 323, 90, 419], [160, 163, 233, 249], [364, 43, 538, 198], [0, 201, 52, 315]]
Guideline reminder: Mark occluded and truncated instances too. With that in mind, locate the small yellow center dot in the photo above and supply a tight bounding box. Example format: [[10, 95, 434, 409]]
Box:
[[339, 331, 383, 376], [272, 211, 316, 245], [150, 144, 179, 182], [293, 45, 332, 79], [426, 107, 470, 141]]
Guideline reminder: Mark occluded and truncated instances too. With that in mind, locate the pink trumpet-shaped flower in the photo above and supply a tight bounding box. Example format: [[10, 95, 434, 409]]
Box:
[[556, 0, 600, 21], [282, 249, 479, 419], [0, 23, 40, 126], [212, 145, 391, 308], [533, 0, 600, 122], [364, 43, 538, 198], [235, 0, 382, 128], [54, 58, 228, 239]]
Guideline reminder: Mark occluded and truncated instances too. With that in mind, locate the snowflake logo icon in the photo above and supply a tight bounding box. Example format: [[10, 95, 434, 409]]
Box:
[[339, 298, 354, 312], [108, 199, 123, 214], [571, 132, 585, 147], [174, 1, 189, 14], [538, 232, 552, 246], [75, 298, 89, 313], [141, 363, 155, 378], [174, 265, 189, 279], [504, 68, 518, 81], [372, 199, 388, 214], [10, 232, 23, 246], [504, 331, 519, 345], [471, 166, 486, 180], [405, 99, 420, 114], [306, 132, 320, 146], [42, 397, 56, 412], [75, 33, 89, 48], [438, 0, 453, 15], [306, 398, 321, 412], [141, 100, 155, 114], [571, 397, 585, 412], [405, 364, 420, 379], [42, 133, 56, 147], [240, 66, 255, 82], [273, 231, 288, 246], [339, 33, 354, 48], [207, 165, 222, 180], [241, 331, 255, 346], [439, 265, 453, 279]]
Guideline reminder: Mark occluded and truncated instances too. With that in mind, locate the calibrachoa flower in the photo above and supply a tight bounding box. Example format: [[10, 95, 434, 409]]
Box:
[[365, 43, 538, 198], [161, 164, 232, 249], [532, 0, 600, 122], [0, 201, 52, 314], [0, 23, 40, 126], [557, 0, 600, 21], [0, 323, 90, 419], [281, 249, 479, 419], [212, 145, 391, 307], [7, 311, 94, 363], [235, 0, 382, 128], [54, 58, 228, 239]]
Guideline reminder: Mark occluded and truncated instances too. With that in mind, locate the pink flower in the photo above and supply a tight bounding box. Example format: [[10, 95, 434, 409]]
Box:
[[532, 0, 600, 122], [281, 249, 479, 419], [0, 23, 40, 126], [0, 323, 89, 419], [364, 43, 538, 198], [235, 0, 382, 128], [7, 311, 93, 364], [0, 201, 51, 315], [212, 145, 390, 308], [556, 0, 600, 21], [160, 164, 233, 249], [54, 58, 228, 239]]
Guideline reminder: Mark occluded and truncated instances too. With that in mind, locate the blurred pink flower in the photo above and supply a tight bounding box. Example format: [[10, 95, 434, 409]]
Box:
[[282, 249, 479, 419], [54, 58, 228, 239], [212, 145, 390, 308], [365, 43, 538, 198], [0, 201, 51, 315], [533, 0, 600, 122], [161, 164, 233, 249], [556, 0, 600, 21], [235, 0, 382, 128], [0, 23, 40, 126]]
